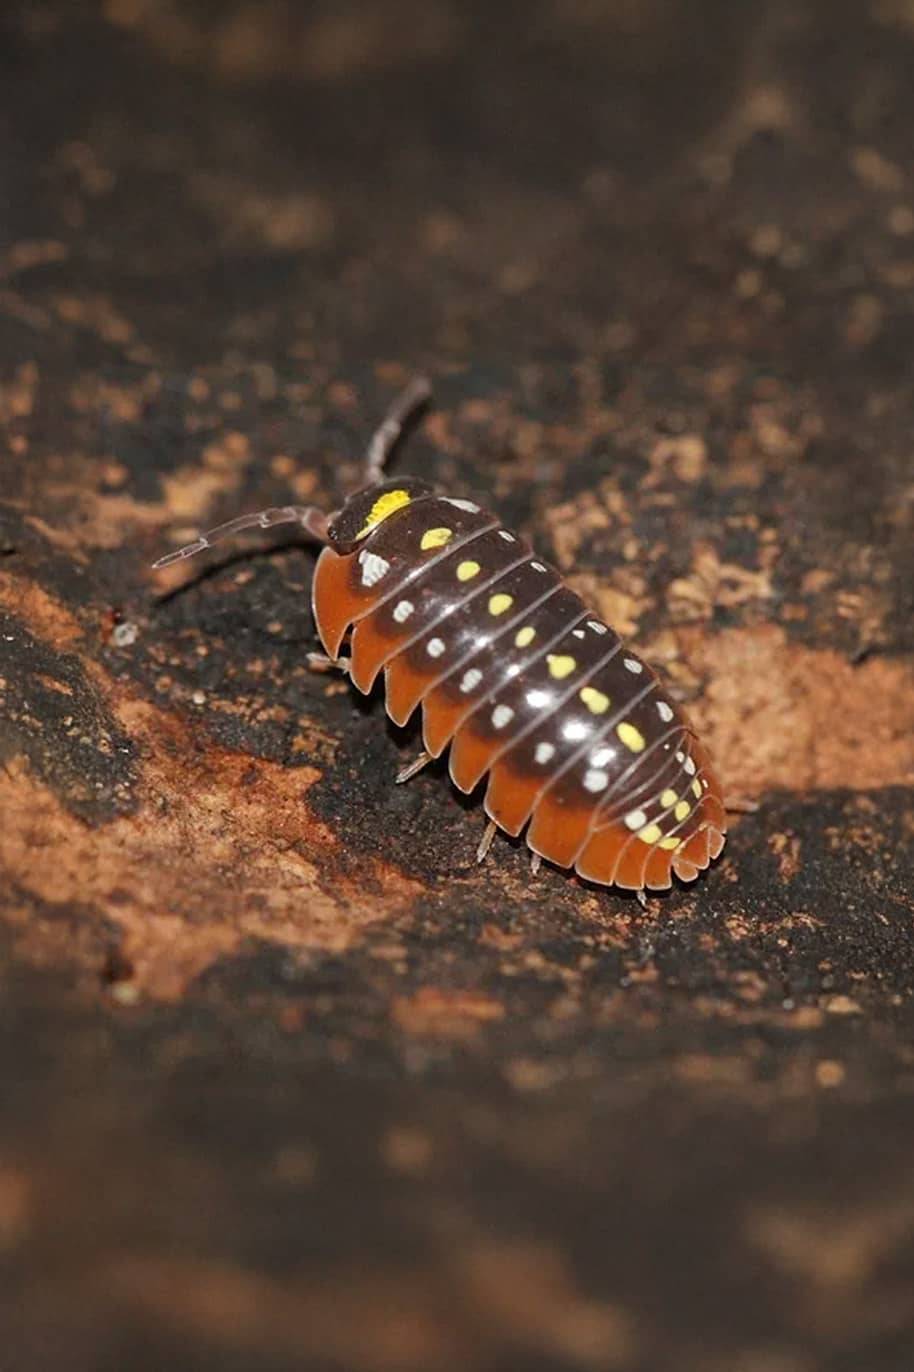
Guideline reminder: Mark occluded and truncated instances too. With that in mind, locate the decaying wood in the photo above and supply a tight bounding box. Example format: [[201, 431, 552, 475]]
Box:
[[1, 3, 913, 1369]]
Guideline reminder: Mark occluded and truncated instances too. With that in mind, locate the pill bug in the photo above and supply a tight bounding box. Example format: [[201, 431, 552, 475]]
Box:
[[154, 378, 727, 894]]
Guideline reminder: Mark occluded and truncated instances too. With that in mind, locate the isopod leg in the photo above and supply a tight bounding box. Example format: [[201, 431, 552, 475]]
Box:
[[306, 652, 350, 674], [476, 819, 498, 865], [396, 750, 432, 784]]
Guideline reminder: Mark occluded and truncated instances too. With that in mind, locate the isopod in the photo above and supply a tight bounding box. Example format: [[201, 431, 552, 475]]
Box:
[[154, 378, 727, 893]]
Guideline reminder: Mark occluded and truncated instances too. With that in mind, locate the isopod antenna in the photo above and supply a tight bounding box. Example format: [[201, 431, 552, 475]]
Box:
[[361, 374, 431, 487], [151, 504, 331, 570]]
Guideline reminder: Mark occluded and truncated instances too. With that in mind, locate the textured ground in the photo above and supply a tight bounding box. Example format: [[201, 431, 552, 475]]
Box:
[[2, 2, 914, 1368]]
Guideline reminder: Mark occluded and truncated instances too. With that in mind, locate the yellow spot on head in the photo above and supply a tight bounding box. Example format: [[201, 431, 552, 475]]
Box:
[[579, 686, 609, 713], [456, 560, 481, 581], [617, 722, 645, 752], [659, 836, 681, 851], [674, 800, 691, 822], [637, 823, 663, 845], [660, 789, 678, 808], [356, 489, 411, 539], [547, 654, 576, 680], [692, 778, 702, 798], [515, 626, 536, 648], [488, 593, 514, 616], [420, 526, 454, 551]]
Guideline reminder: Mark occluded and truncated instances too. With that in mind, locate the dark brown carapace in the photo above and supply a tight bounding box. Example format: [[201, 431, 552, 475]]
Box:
[[154, 379, 727, 893]]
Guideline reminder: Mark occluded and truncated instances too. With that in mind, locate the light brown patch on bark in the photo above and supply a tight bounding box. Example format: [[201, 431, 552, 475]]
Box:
[[0, 689, 421, 1000], [685, 624, 914, 795]]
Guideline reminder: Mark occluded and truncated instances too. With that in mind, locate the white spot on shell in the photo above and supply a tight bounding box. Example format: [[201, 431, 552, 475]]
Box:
[[392, 599, 414, 623], [657, 701, 674, 722], [624, 808, 647, 831], [358, 550, 390, 587], [534, 741, 555, 765], [623, 657, 643, 674], [526, 688, 551, 709], [588, 620, 607, 634], [460, 668, 482, 693], [675, 751, 685, 763], [530, 561, 548, 573], [492, 704, 514, 730], [684, 755, 696, 775], [584, 769, 609, 793], [590, 746, 614, 767], [562, 720, 588, 742], [443, 498, 480, 512], [427, 637, 445, 658], [572, 628, 585, 639], [498, 529, 516, 542]]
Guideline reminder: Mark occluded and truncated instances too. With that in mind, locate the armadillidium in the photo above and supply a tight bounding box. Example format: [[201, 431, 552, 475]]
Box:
[[154, 379, 727, 893]]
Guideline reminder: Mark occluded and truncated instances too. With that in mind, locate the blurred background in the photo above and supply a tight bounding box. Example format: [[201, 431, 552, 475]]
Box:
[[5, 0, 912, 396], [2, 2, 914, 1370]]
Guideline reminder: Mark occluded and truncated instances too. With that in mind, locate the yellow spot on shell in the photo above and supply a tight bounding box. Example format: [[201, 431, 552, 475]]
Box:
[[579, 686, 610, 713], [488, 593, 514, 616], [456, 560, 481, 581], [547, 654, 576, 679], [659, 836, 681, 851], [421, 526, 453, 551], [674, 800, 691, 822], [660, 789, 678, 808], [515, 626, 536, 648], [692, 778, 702, 798], [356, 488, 411, 539], [617, 722, 645, 752], [637, 824, 663, 845]]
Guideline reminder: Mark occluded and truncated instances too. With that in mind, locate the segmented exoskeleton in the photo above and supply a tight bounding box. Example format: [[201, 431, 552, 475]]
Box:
[[154, 379, 727, 893]]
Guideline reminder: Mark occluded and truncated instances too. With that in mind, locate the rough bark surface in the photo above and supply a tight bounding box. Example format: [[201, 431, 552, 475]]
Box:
[[1, 2, 913, 1368]]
